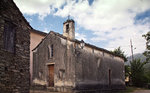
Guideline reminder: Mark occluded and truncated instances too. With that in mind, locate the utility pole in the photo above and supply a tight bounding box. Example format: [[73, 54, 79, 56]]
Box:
[[130, 39, 134, 61]]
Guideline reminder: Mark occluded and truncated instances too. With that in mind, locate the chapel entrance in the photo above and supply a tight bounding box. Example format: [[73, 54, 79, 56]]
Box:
[[48, 64, 54, 87]]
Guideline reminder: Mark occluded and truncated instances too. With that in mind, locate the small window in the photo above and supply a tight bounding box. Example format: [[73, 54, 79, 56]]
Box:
[[48, 44, 54, 59], [66, 24, 69, 33], [4, 21, 15, 53], [51, 45, 53, 57]]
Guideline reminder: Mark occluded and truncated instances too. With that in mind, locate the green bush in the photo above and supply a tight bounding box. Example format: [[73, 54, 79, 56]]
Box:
[[130, 59, 148, 87]]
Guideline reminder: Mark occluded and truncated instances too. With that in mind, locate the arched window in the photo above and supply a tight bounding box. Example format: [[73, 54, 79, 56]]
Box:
[[48, 44, 54, 59], [66, 24, 69, 33]]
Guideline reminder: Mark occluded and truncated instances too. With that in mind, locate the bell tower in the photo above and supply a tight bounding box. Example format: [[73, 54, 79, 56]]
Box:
[[63, 19, 75, 39]]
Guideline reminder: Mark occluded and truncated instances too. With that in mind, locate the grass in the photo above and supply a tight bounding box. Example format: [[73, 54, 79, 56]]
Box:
[[118, 86, 138, 93]]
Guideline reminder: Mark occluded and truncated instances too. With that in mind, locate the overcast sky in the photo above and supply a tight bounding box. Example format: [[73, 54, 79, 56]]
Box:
[[14, 0, 150, 56]]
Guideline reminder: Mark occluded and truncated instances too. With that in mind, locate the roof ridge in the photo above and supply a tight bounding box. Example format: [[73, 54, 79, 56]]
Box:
[[33, 31, 124, 60]]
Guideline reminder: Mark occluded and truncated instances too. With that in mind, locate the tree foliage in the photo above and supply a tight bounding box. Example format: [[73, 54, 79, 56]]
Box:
[[124, 32, 150, 87], [130, 59, 148, 87], [112, 47, 127, 61], [142, 31, 150, 63], [125, 65, 131, 79]]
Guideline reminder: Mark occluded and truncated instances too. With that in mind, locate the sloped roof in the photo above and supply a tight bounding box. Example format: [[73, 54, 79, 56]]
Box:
[[32, 31, 124, 60], [1, 0, 33, 29], [4, 0, 124, 60], [30, 29, 47, 36]]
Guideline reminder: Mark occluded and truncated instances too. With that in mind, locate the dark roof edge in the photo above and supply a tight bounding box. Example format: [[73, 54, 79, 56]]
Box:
[[32, 31, 125, 60], [84, 43, 125, 60], [12, 1, 48, 36], [32, 31, 53, 51], [30, 29, 47, 36], [63, 19, 75, 24], [12, 0, 32, 29], [54, 32, 125, 60]]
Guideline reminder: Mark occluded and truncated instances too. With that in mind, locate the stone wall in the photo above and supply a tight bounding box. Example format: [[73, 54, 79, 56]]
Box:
[[75, 47, 125, 90], [32, 31, 125, 92], [0, 0, 31, 92], [32, 32, 76, 90]]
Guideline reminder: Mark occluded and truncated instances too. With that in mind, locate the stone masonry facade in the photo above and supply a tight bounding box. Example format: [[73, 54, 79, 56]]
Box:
[[32, 31, 125, 92], [32, 20, 125, 92], [0, 0, 31, 93]]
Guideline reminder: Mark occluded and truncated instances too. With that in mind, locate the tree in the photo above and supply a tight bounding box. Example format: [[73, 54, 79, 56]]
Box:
[[125, 65, 131, 86], [142, 31, 150, 63], [142, 31, 150, 85], [112, 47, 127, 61], [125, 65, 131, 79], [130, 59, 147, 87]]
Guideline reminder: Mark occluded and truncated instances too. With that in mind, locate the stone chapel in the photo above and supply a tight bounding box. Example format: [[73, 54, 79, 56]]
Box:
[[32, 19, 125, 92]]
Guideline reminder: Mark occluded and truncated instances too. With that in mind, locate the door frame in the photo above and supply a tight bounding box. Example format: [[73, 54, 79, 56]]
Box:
[[47, 63, 55, 87], [108, 69, 111, 86]]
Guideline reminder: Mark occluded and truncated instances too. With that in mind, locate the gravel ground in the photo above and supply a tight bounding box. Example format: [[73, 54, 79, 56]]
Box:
[[131, 90, 150, 93], [30, 90, 61, 93], [30, 89, 150, 93]]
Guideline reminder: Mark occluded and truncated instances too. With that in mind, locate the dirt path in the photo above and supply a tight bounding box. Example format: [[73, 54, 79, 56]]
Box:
[[131, 90, 150, 93], [30, 89, 150, 93], [30, 90, 60, 93]]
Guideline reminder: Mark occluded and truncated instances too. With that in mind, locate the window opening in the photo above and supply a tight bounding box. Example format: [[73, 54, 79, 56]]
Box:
[[48, 44, 54, 59], [66, 24, 69, 33], [4, 21, 15, 53], [51, 45, 53, 57]]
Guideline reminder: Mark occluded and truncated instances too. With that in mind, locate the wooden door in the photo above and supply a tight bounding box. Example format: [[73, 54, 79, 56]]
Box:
[[48, 65, 54, 87]]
